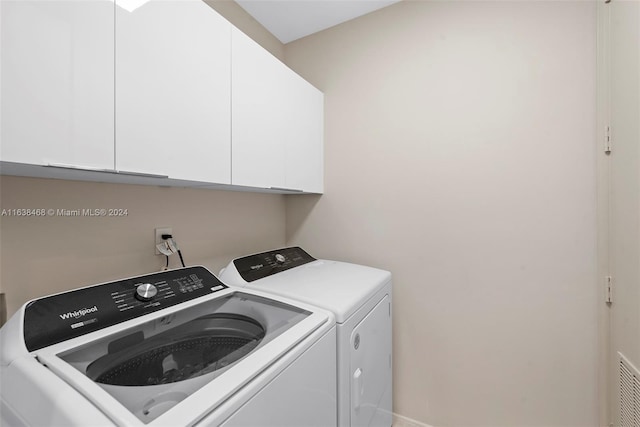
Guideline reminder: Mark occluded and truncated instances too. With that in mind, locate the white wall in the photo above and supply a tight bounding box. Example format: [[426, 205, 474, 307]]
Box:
[[284, 2, 599, 426]]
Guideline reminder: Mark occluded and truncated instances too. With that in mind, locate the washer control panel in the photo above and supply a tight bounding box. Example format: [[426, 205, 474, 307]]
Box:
[[233, 247, 316, 283], [23, 266, 227, 352]]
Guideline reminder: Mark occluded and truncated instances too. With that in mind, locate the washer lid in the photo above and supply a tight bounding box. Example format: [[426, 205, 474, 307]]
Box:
[[45, 291, 313, 425], [221, 253, 391, 323], [34, 289, 330, 426]]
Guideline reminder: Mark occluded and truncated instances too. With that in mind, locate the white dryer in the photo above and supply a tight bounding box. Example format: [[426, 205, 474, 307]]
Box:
[[220, 247, 392, 427], [0, 266, 337, 426]]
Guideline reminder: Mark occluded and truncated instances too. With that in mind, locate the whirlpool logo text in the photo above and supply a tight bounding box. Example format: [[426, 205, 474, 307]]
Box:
[[59, 305, 98, 320]]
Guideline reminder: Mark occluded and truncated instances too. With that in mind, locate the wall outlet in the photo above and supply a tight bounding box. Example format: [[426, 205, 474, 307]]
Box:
[[155, 227, 172, 255]]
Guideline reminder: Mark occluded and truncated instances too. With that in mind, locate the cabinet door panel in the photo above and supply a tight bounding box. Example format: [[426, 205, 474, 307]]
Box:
[[283, 71, 324, 193], [231, 27, 286, 189], [1, 0, 114, 169], [115, 0, 231, 183], [232, 27, 323, 192]]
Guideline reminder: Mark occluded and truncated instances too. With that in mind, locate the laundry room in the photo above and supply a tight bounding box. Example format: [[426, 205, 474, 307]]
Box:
[[0, 0, 638, 426]]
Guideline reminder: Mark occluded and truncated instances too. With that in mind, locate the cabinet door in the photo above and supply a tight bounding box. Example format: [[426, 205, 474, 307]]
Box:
[[1, 0, 114, 169], [115, 0, 231, 183], [282, 70, 324, 193], [231, 27, 286, 189], [231, 27, 323, 192]]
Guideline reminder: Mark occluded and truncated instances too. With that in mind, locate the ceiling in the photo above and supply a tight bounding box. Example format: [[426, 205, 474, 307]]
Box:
[[234, 0, 402, 44]]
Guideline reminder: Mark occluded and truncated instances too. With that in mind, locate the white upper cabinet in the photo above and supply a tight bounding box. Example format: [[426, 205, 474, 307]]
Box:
[[282, 68, 324, 194], [1, 1, 322, 193], [115, 0, 231, 183], [0, 0, 115, 170], [231, 28, 323, 193]]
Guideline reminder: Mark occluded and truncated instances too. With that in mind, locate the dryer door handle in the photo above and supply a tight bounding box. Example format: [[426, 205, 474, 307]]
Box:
[[353, 368, 363, 410]]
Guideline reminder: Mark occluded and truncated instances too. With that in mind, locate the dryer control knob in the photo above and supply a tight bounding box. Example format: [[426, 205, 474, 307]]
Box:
[[275, 254, 286, 263], [135, 283, 158, 302]]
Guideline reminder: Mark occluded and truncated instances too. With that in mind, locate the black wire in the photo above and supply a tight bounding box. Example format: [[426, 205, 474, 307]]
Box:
[[161, 235, 186, 268]]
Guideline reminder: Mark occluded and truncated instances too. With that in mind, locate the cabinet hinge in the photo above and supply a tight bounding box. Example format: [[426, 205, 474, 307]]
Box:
[[605, 125, 612, 154], [605, 276, 613, 304]]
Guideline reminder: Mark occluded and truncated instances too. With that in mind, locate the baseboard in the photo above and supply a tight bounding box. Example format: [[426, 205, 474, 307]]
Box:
[[392, 413, 434, 427]]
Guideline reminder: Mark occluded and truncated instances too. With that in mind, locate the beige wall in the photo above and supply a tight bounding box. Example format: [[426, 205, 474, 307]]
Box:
[[284, 1, 599, 426], [0, 176, 286, 316], [596, 3, 611, 425], [608, 1, 640, 425]]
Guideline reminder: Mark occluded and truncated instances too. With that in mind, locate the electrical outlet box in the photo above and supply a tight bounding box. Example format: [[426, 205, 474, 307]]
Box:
[[155, 227, 172, 255]]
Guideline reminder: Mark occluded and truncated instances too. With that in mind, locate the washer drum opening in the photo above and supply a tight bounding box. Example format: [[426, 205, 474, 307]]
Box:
[[86, 313, 266, 386]]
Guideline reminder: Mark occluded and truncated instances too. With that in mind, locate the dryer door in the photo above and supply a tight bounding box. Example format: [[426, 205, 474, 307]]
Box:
[[350, 295, 392, 427]]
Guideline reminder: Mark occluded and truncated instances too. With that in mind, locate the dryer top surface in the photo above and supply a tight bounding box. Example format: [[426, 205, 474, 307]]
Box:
[[223, 259, 391, 323]]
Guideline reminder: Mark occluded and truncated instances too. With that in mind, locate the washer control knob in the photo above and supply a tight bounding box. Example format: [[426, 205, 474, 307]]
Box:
[[135, 283, 158, 302], [275, 254, 286, 263]]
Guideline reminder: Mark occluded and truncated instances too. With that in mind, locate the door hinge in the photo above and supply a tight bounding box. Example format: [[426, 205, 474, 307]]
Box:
[[605, 125, 612, 154], [605, 276, 613, 304]]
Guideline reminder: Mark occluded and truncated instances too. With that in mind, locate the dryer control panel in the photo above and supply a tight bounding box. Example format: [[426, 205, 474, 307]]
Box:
[[233, 247, 316, 282], [23, 266, 227, 352]]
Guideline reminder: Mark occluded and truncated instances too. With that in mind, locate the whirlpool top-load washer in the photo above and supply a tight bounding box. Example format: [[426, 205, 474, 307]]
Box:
[[0, 266, 337, 427], [219, 247, 392, 427]]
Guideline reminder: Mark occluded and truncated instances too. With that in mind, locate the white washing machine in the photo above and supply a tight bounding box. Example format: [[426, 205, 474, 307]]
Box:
[[0, 266, 337, 426], [219, 247, 392, 427]]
